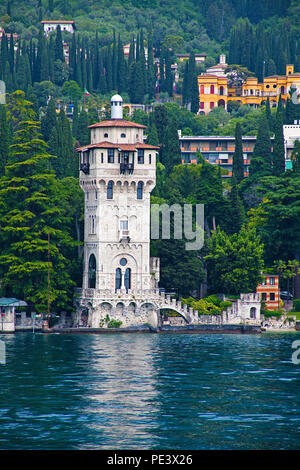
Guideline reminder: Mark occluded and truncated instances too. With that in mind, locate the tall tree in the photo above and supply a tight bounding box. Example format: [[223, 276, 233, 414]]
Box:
[[249, 114, 272, 177], [0, 120, 75, 312], [272, 106, 285, 176], [232, 122, 244, 183], [0, 105, 9, 176]]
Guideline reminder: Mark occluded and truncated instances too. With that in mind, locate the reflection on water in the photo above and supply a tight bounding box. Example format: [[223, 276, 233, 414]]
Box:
[[0, 332, 299, 449]]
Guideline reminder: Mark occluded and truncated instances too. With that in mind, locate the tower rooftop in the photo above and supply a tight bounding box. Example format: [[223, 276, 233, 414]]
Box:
[[88, 119, 146, 129]]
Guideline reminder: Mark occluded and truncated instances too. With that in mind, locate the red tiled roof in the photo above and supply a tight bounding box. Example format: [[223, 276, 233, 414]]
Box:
[[76, 141, 159, 151], [88, 119, 146, 129], [41, 20, 75, 24]]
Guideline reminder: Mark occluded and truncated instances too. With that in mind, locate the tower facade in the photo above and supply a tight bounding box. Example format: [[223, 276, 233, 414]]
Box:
[[75, 95, 163, 328]]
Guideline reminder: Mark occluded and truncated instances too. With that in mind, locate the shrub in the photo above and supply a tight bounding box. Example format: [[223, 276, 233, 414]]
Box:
[[263, 310, 283, 318], [293, 299, 300, 312], [220, 300, 232, 310], [204, 294, 221, 306], [107, 319, 122, 328]]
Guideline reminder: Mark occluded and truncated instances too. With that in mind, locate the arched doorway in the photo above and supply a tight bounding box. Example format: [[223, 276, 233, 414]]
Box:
[[81, 308, 88, 326], [250, 307, 256, 319], [88, 254, 96, 288], [218, 99, 225, 108]]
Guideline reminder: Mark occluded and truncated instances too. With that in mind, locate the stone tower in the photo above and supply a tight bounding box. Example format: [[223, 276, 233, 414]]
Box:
[[75, 95, 164, 328]]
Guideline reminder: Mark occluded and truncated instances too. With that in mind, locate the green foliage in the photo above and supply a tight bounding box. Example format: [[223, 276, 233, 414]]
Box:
[[293, 299, 300, 312], [107, 319, 122, 328], [204, 226, 264, 295], [263, 310, 283, 318]]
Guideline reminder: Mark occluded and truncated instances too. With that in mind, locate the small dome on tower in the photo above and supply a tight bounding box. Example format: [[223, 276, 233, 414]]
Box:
[[111, 94, 123, 103], [111, 94, 123, 119]]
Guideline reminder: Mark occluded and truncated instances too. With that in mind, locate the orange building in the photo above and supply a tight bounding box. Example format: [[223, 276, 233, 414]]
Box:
[[257, 274, 280, 311], [198, 64, 300, 114]]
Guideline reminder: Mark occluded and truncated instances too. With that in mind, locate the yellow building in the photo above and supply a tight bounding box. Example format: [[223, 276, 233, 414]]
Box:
[[198, 64, 300, 114]]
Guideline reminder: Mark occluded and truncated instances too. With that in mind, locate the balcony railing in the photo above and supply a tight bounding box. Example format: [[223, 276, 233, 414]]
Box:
[[120, 229, 130, 242], [80, 162, 90, 175], [120, 162, 134, 174]]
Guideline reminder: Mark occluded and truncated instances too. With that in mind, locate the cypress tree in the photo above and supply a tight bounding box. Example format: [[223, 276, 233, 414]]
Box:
[[228, 175, 245, 234], [112, 30, 117, 91], [189, 52, 199, 114], [76, 110, 89, 146], [163, 115, 181, 173], [3, 61, 13, 93], [232, 122, 244, 183], [147, 30, 155, 99], [41, 98, 57, 142], [249, 114, 272, 177], [146, 119, 159, 146], [272, 109, 285, 176], [105, 45, 113, 92], [117, 34, 126, 93], [72, 101, 79, 138], [9, 34, 14, 75], [266, 97, 273, 131]]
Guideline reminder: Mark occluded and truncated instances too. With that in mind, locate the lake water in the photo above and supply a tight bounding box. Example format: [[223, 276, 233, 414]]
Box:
[[0, 332, 299, 450]]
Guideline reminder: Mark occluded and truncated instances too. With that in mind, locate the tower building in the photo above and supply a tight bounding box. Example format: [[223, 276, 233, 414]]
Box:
[[74, 95, 262, 329], [75, 95, 165, 328]]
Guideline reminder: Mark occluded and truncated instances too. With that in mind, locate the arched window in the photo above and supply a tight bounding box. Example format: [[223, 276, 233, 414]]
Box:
[[210, 85, 215, 94], [107, 180, 113, 199], [115, 268, 122, 291], [137, 181, 143, 199], [104, 133, 108, 138], [121, 133, 126, 138], [124, 268, 131, 292], [88, 254, 96, 288], [220, 86, 224, 96]]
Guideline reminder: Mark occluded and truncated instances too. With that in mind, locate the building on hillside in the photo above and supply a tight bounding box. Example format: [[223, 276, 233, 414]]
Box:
[[198, 63, 300, 114], [256, 274, 280, 311], [41, 20, 76, 36], [176, 53, 207, 64], [0, 28, 19, 42], [178, 131, 276, 177], [63, 42, 69, 64], [205, 54, 227, 77], [283, 123, 300, 170]]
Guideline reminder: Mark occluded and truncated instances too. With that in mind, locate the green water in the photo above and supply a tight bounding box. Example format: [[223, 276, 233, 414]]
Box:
[[0, 332, 299, 450]]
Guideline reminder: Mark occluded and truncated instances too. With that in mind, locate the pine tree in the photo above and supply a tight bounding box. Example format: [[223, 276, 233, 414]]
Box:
[[0, 105, 9, 176], [0, 119, 75, 312], [232, 122, 244, 183]]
